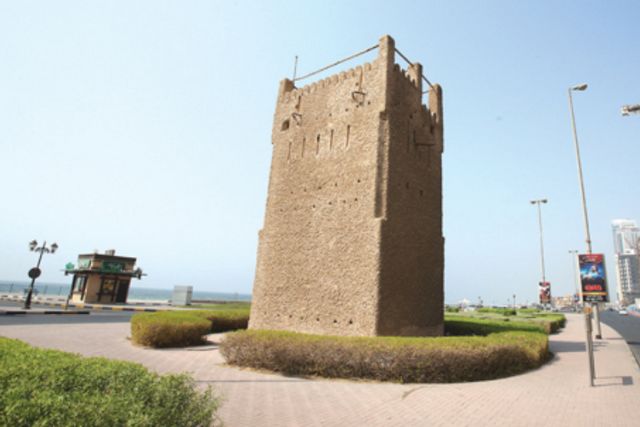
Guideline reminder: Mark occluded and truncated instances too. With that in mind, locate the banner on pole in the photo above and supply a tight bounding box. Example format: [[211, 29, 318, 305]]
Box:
[[578, 253, 609, 303], [539, 281, 551, 304]]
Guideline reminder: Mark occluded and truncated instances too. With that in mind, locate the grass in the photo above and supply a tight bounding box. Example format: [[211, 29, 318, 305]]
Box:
[[131, 306, 250, 348], [0, 337, 220, 427], [447, 310, 567, 334], [181, 302, 251, 311]]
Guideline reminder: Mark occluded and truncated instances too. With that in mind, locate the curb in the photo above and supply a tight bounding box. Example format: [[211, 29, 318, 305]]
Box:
[[1, 296, 169, 313], [0, 310, 90, 316]]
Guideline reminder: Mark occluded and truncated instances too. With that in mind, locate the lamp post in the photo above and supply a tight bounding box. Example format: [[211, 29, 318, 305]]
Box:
[[568, 83, 599, 386], [24, 240, 58, 309], [530, 199, 548, 308], [569, 250, 580, 309], [568, 83, 603, 338]]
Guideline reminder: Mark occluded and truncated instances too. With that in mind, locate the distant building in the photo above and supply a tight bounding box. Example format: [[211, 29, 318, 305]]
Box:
[[65, 250, 143, 304], [612, 219, 640, 306], [552, 294, 574, 309]]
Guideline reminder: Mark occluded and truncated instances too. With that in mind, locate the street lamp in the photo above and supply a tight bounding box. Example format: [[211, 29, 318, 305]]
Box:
[[530, 199, 548, 308], [621, 104, 640, 116], [568, 250, 580, 308], [568, 83, 604, 336], [568, 84, 592, 253], [24, 240, 58, 309], [568, 83, 600, 386]]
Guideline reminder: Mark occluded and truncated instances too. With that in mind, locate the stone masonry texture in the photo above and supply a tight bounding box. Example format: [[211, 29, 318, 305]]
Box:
[[249, 35, 444, 336]]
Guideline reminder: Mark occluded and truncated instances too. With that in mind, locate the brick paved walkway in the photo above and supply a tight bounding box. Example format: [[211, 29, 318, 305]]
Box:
[[1, 314, 638, 426]]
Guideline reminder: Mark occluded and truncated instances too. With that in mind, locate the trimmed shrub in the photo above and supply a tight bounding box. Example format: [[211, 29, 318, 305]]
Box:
[[445, 315, 547, 335], [131, 309, 250, 348], [220, 329, 549, 383], [131, 312, 212, 348], [531, 313, 566, 333], [446, 312, 566, 335], [477, 307, 517, 316], [0, 337, 219, 427]]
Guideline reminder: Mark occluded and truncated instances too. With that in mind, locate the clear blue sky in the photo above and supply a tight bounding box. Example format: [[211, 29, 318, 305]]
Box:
[[1, 1, 638, 305]]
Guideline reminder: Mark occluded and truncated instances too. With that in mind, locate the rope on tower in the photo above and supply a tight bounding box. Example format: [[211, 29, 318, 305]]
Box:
[[293, 44, 379, 82], [394, 47, 435, 92]]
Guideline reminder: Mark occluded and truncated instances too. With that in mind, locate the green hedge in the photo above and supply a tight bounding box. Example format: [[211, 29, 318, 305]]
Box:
[[0, 337, 219, 427], [131, 309, 250, 348], [477, 307, 517, 316], [445, 315, 547, 335], [446, 312, 566, 335], [530, 313, 566, 333], [220, 321, 550, 383]]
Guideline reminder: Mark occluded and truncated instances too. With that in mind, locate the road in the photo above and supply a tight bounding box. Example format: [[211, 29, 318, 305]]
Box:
[[0, 300, 134, 325], [600, 310, 640, 367]]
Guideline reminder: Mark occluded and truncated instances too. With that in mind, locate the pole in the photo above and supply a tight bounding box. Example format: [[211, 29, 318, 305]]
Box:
[[536, 203, 547, 285], [64, 278, 75, 311], [569, 250, 580, 309], [569, 86, 600, 385], [568, 88, 603, 339], [292, 55, 298, 81], [532, 200, 549, 309], [568, 90, 593, 254], [584, 307, 595, 386], [24, 240, 46, 309]]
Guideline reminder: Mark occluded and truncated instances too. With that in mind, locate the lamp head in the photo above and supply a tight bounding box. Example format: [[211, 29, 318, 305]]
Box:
[[50, 243, 58, 253], [571, 83, 588, 91], [29, 240, 38, 251], [621, 104, 640, 116]]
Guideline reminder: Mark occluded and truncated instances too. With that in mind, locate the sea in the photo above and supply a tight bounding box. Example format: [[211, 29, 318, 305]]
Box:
[[0, 280, 252, 302]]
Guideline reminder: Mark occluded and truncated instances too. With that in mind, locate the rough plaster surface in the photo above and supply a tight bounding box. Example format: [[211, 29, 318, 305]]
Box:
[[250, 35, 444, 336]]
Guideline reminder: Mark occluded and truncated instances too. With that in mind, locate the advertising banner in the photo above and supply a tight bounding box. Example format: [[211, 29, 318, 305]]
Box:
[[539, 281, 551, 304], [578, 253, 609, 303]]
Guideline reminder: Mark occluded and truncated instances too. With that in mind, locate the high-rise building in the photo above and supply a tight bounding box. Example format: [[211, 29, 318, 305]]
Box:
[[612, 219, 640, 306]]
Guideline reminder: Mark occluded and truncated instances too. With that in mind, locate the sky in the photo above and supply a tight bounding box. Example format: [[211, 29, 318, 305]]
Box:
[[1, 1, 639, 305]]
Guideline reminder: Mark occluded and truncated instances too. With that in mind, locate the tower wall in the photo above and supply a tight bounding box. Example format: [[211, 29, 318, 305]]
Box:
[[249, 35, 444, 336]]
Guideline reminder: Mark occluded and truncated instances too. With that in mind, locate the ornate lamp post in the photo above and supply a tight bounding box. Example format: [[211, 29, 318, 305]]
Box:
[[24, 240, 58, 309]]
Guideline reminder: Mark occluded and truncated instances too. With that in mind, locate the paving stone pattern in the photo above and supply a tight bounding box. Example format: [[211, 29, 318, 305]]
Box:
[[1, 313, 639, 426]]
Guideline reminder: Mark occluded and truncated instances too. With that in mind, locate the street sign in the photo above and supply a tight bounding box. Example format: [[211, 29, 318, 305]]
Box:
[[28, 267, 41, 279], [578, 253, 609, 303]]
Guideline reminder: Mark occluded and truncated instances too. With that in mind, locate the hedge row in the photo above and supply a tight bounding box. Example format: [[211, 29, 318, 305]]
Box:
[[529, 313, 566, 333], [444, 315, 547, 335], [220, 328, 549, 383], [446, 313, 566, 335], [0, 337, 219, 427], [131, 309, 249, 348], [477, 307, 517, 316]]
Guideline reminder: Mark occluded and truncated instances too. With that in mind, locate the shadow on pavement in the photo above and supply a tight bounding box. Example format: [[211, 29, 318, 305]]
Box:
[[594, 376, 634, 387], [551, 341, 585, 353]]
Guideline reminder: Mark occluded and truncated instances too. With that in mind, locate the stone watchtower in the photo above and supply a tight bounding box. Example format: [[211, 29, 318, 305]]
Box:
[[249, 35, 444, 337]]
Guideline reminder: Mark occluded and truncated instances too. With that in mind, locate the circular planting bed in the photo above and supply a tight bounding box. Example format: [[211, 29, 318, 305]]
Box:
[[219, 314, 563, 383]]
